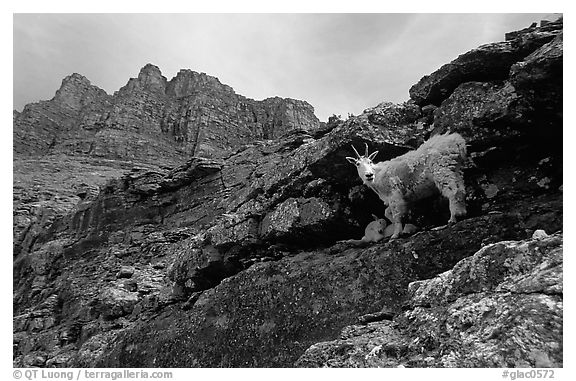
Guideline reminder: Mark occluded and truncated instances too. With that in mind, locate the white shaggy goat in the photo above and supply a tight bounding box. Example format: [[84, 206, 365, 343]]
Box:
[[343, 214, 388, 246], [341, 214, 420, 246], [346, 132, 467, 239]]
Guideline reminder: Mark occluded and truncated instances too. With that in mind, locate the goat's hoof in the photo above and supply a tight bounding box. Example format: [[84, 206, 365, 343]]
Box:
[[449, 214, 466, 224]]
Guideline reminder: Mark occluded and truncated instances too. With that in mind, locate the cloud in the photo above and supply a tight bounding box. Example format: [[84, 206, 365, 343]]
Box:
[[13, 13, 553, 121]]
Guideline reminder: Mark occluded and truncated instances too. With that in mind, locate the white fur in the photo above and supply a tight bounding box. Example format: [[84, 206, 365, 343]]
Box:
[[339, 214, 387, 246], [346, 133, 467, 239]]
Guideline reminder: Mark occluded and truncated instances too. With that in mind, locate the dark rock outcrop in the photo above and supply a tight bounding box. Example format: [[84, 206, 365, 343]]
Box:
[[13, 156, 130, 257], [432, 81, 532, 149], [409, 18, 562, 107], [510, 32, 563, 127]]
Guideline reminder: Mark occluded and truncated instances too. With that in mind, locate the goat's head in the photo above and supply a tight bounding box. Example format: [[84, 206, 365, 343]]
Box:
[[346, 143, 379, 184], [370, 214, 387, 235]]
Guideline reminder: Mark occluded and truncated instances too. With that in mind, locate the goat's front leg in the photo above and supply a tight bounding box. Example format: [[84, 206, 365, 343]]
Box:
[[384, 206, 393, 222], [384, 206, 402, 238], [387, 194, 408, 240]]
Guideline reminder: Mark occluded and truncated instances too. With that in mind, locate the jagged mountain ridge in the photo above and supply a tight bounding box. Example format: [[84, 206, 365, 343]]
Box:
[[14, 63, 321, 165], [13, 64, 322, 253]]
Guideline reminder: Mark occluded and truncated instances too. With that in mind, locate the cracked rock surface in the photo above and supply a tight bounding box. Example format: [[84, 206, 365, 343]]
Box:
[[296, 233, 562, 368]]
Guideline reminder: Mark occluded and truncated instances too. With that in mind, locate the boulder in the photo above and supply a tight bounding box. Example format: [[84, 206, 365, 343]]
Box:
[[98, 288, 139, 320], [510, 33, 563, 128], [296, 233, 563, 367], [409, 19, 562, 106], [116, 266, 135, 279], [432, 81, 532, 149], [259, 197, 336, 243]]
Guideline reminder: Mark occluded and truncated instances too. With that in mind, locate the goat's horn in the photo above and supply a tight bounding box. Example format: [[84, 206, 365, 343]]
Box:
[[364, 143, 369, 157], [351, 144, 361, 159]]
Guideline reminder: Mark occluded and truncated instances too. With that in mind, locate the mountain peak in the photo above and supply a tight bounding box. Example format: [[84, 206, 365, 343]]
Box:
[[53, 73, 108, 110], [166, 69, 235, 98], [63, 72, 91, 85], [139, 63, 163, 77], [15, 63, 321, 159], [120, 63, 168, 95]]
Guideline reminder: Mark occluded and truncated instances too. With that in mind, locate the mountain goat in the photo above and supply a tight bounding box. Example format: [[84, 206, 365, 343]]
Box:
[[340, 214, 420, 246], [346, 132, 467, 239], [342, 214, 388, 246]]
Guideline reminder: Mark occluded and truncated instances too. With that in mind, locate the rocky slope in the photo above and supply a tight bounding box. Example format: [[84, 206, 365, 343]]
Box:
[[13, 18, 562, 367], [296, 232, 562, 368], [13, 64, 322, 256]]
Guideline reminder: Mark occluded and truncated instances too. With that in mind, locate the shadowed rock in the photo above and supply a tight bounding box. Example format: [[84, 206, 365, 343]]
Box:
[[409, 19, 562, 107]]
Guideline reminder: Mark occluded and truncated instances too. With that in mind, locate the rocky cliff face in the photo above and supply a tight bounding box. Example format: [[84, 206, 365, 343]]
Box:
[[13, 18, 562, 368], [14, 73, 112, 156], [15, 64, 321, 164], [13, 64, 321, 257]]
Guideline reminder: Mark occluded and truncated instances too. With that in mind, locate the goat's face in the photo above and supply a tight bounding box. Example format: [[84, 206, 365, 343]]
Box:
[[373, 218, 387, 235], [346, 144, 379, 184]]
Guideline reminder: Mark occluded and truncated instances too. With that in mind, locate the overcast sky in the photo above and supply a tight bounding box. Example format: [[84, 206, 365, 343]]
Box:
[[13, 13, 558, 122]]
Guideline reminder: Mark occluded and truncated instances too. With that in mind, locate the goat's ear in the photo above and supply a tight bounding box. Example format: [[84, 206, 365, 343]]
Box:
[[345, 157, 358, 165], [371, 213, 379, 220], [368, 151, 379, 161]]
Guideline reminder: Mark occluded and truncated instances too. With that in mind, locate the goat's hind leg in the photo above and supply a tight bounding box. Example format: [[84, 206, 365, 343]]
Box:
[[435, 172, 467, 224]]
